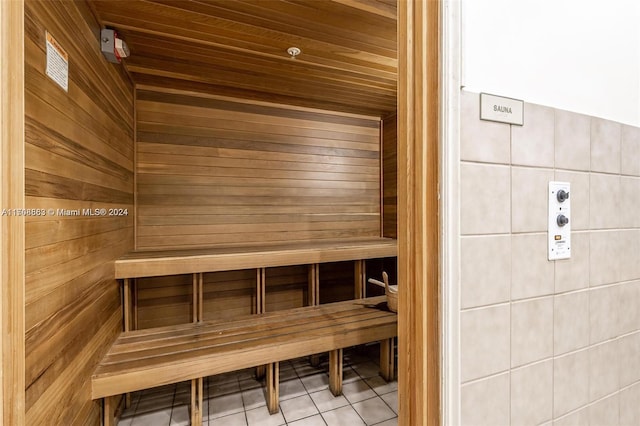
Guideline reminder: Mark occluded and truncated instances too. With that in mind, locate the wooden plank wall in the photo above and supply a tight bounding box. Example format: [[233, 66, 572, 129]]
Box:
[[135, 88, 382, 250], [24, 1, 134, 424], [382, 112, 397, 238]]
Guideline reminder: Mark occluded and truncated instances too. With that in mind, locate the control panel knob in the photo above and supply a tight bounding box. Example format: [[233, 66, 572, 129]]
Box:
[[557, 189, 569, 202], [557, 214, 569, 227]]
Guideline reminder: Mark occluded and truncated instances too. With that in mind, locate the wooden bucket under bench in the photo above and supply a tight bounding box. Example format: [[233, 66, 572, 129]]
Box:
[[97, 237, 398, 425]]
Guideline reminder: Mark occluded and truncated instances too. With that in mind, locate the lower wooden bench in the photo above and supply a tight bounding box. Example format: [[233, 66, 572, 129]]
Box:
[[92, 296, 397, 426]]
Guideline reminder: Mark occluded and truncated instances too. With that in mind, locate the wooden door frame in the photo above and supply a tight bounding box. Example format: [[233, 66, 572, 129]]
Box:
[[397, 1, 441, 424], [0, 0, 26, 424]]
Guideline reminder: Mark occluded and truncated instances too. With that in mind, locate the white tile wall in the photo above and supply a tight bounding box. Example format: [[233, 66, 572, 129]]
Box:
[[511, 167, 555, 233], [589, 393, 619, 426], [511, 233, 554, 300], [460, 163, 511, 235], [460, 91, 511, 164], [460, 235, 511, 309], [511, 297, 553, 367], [589, 231, 621, 287], [620, 383, 640, 426], [621, 125, 640, 176], [589, 173, 621, 229], [555, 110, 590, 171], [461, 373, 510, 426], [511, 103, 555, 167], [459, 90, 640, 425], [618, 332, 640, 388], [589, 340, 620, 401], [591, 117, 622, 174], [553, 290, 589, 355], [589, 285, 620, 344], [553, 350, 589, 417], [460, 304, 510, 382], [554, 231, 589, 293], [510, 360, 553, 425], [553, 408, 590, 426]]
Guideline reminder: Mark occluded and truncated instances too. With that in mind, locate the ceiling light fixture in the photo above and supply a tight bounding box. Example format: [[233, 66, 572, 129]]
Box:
[[286, 47, 301, 59]]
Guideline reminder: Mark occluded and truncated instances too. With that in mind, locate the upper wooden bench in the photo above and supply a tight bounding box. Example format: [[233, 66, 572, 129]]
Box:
[[115, 237, 398, 278]]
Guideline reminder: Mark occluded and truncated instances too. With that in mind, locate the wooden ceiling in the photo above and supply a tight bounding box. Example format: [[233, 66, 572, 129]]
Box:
[[89, 0, 397, 116]]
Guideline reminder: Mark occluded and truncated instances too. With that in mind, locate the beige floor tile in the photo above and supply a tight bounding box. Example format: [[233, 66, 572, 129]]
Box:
[[353, 396, 396, 425], [280, 394, 319, 423]]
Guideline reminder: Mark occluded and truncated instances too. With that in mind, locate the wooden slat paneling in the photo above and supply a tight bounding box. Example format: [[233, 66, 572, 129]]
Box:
[[319, 262, 354, 304], [383, 112, 397, 238], [89, 0, 397, 116], [136, 275, 192, 329], [136, 88, 381, 250], [265, 266, 308, 312], [24, 1, 134, 424]]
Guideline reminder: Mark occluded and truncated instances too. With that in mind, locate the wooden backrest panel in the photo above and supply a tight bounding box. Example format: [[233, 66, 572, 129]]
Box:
[[24, 1, 134, 424], [135, 88, 382, 250]]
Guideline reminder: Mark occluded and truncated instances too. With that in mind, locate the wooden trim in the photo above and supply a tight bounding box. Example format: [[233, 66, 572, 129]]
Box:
[[0, 0, 25, 424], [398, 0, 441, 425]]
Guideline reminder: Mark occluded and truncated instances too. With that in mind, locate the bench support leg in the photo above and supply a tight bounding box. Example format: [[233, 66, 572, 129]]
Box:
[[309, 354, 321, 367], [308, 264, 321, 367], [122, 279, 137, 409], [190, 377, 203, 426], [329, 348, 343, 396], [255, 269, 267, 379], [266, 362, 279, 414], [354, 260, 366, 299], [380, 338, 395, 381], [102, 397, 115, 426]]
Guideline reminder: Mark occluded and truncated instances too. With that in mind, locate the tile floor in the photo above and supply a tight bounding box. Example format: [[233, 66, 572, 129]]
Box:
[[118, 346, 398, 426]]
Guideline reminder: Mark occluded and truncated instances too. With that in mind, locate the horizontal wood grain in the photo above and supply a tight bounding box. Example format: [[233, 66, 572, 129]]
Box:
[[89, 0, 397, 115], [116, 237, 397, 278], [24, 1, 134, 424], [92, 296, 396, 398], [136, 88, 382, 250]]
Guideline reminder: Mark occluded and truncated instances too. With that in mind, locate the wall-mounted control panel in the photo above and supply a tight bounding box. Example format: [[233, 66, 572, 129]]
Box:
[[548, 181, 571, 260]]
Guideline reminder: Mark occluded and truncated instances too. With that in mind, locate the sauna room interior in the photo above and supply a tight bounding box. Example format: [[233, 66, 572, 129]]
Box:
[[20, 1, 401, 425]]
